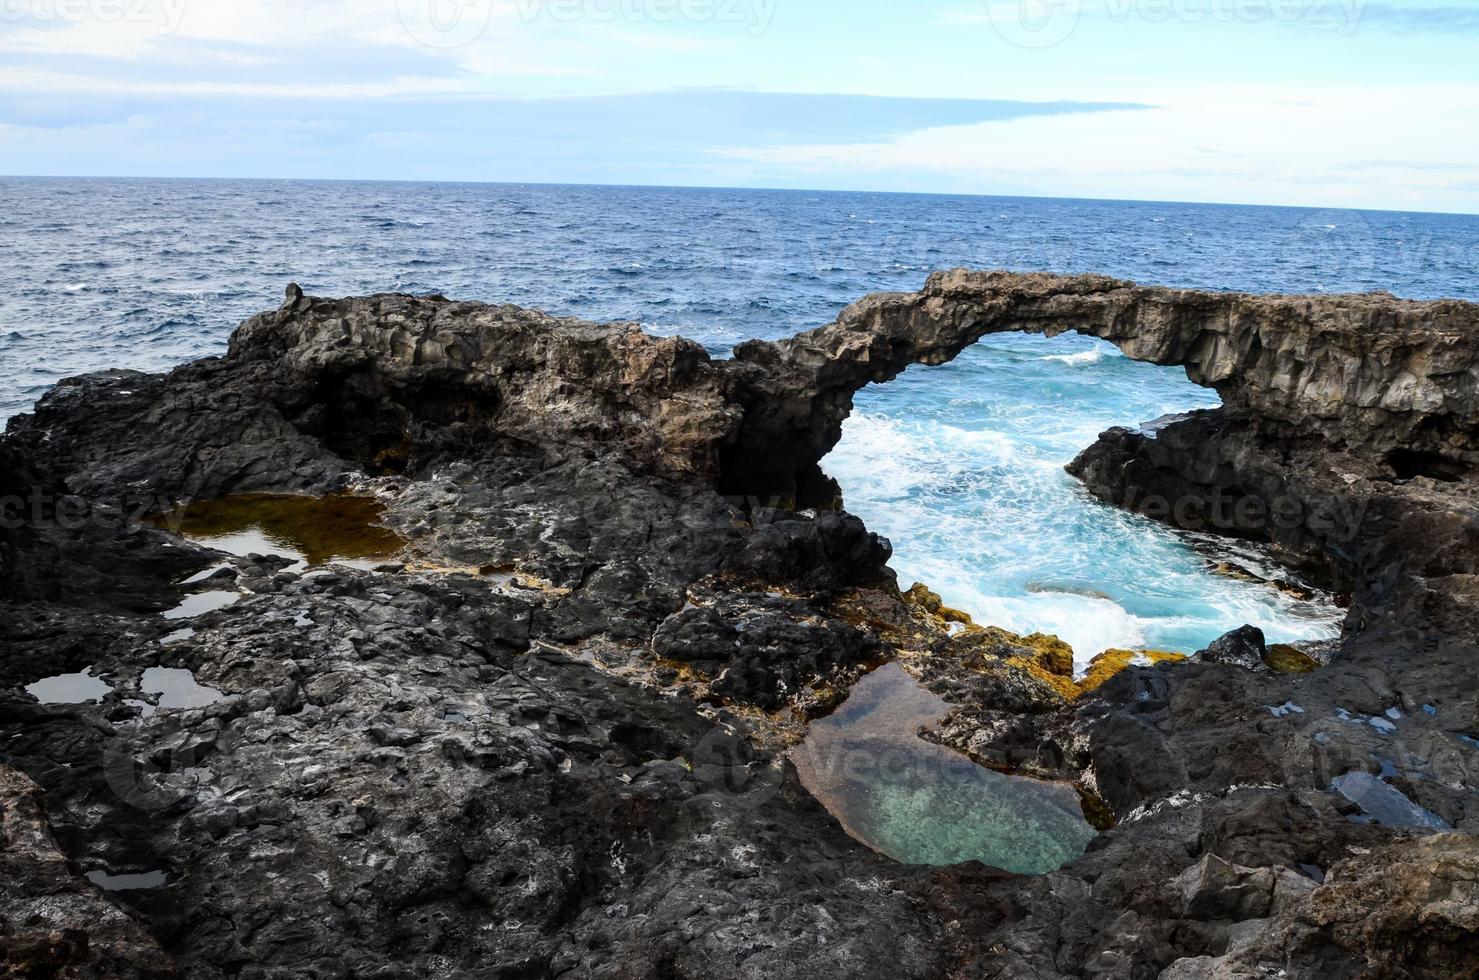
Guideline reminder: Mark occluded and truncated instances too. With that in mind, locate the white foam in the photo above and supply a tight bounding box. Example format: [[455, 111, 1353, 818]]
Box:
[[1042, 349, 1111, 366], [825, 345, 1343, 668], [947, 588, 1148, 674]]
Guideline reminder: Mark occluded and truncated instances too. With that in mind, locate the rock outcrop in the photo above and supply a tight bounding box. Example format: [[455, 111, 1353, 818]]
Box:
[[1, 273, 1475, 978]]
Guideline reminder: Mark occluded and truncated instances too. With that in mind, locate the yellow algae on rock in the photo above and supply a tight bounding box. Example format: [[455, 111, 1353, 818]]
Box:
[[1080, 649, 1188, 695], [900, 582, 978, 631], [1002, 655, 1082, 702], [1021, 633, 1075, 678], [1264, 643, 1319, 674], [839, 582, 1190, 706], [903, 582, 945, 614]]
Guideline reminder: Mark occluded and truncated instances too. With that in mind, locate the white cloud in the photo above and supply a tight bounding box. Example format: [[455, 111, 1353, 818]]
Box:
[[0, 65, 478, 98], [1, 0, 1473, 210], [709, 82, 1479, 211], [0, 0, 563, 82]]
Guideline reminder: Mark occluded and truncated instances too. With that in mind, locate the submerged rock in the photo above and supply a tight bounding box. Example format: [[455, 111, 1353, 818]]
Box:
[[791, 663, 1096, 873]]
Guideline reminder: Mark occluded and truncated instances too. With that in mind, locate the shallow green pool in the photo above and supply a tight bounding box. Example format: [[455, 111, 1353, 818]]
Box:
[[792, 663, 1097, 873]]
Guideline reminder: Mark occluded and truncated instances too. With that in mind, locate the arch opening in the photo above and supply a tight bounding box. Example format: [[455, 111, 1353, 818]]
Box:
[[823, 330, 1345, 673]]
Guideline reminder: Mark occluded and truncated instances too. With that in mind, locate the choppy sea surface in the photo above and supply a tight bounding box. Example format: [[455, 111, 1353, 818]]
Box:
[[4, 178, 1477, 662]]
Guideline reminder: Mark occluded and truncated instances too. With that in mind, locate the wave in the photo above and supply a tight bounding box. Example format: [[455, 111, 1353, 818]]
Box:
[[829, 391, 1342, 666], [944, 587, 1150, 674], [1042, 348, 1116, 366], [362, 217, 427, 230]]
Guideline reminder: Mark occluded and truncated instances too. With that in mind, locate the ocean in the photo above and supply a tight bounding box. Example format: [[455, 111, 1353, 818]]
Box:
[[4, 177, 1477, 664]]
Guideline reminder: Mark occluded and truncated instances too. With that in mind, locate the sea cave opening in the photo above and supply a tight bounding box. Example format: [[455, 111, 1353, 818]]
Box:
[[822, 330, 1346, 675]]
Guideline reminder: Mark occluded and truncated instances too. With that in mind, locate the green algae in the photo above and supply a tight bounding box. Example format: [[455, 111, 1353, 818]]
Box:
[[152, 493, 404, 569], [791, 663, 1097, 874]]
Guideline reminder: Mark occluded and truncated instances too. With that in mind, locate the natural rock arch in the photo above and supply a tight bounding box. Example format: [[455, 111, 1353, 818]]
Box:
[[721, 270, 1479, 505]]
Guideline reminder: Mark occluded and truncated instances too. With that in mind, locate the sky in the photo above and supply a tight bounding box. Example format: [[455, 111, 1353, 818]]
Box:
[[1, 0, 1477, 211]]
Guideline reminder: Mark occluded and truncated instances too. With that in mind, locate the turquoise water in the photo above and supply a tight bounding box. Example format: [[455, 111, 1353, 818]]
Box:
[[792, 663, 1097, 872], [826, 333, 1346, 668]]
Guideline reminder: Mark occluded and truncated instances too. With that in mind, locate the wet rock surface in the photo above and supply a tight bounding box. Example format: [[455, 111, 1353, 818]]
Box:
[[2, 273, 1476, 978]]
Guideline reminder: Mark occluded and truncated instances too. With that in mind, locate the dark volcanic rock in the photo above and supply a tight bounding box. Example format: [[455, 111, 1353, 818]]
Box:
[[0, 764, 176, 978], [654, 594, 883, 709], [2, 271, 1476, 978], [1196, 625, 1269, 672]]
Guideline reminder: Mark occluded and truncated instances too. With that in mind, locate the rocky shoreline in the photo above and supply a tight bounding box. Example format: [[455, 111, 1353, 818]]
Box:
[[2, 271, 1475, 978]]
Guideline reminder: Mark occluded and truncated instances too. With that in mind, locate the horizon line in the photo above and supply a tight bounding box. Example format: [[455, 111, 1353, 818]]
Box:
[[2, 173, 1476, 219]]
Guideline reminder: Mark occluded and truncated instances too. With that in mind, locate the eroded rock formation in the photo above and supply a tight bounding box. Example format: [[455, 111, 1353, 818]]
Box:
[[1, 274, 1475, 978], [725, 269, 1479, 501]]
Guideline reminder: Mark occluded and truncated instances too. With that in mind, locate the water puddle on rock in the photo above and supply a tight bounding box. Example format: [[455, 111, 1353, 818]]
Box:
[[163, 590, 241, 620], [791, 663, 1097, 873], [1332, 772, 1451, 830], [151, 493, 405, 571], [181, 563, 233, 585], [26, 668, 112, 704], [139, 667, 225, 716], [86, 868, 169, 892]]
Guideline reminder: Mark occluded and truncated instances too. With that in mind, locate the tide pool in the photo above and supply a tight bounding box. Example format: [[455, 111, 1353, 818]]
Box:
[[792, 663, 1097, 872]]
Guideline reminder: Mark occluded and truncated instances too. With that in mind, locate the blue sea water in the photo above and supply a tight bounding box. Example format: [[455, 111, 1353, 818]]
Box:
[[3, 177, 1477, 663]]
